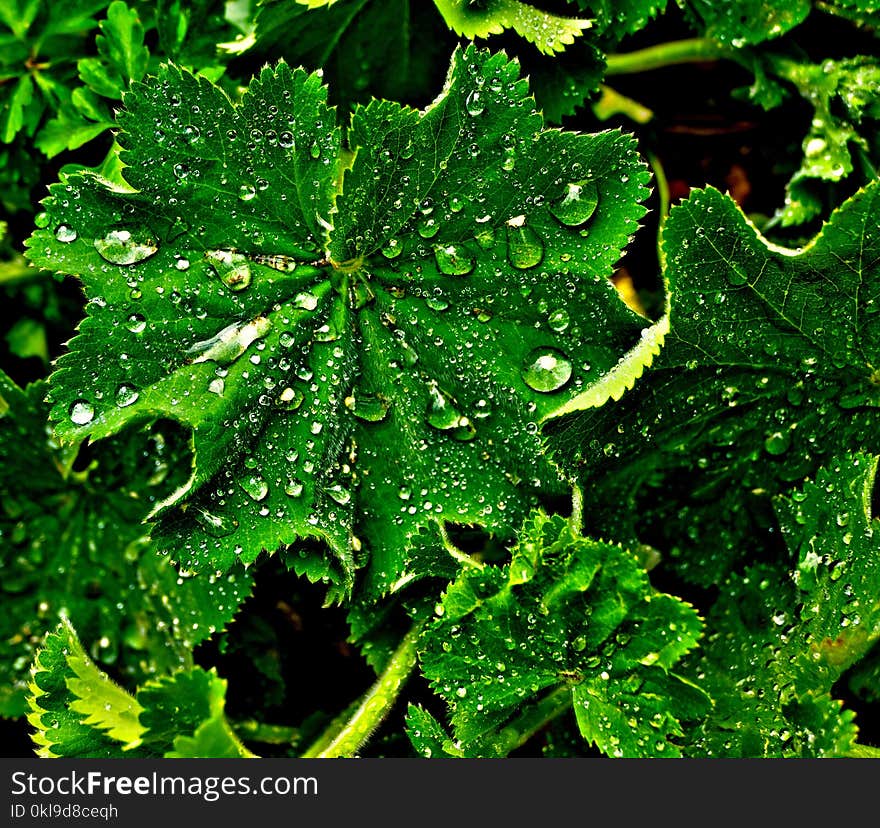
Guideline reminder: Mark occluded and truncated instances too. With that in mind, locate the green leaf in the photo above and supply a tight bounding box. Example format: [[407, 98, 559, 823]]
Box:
[[0, 369, 252, 717], [251, 0, 453, 112], [79, 0, 149, 99], [26, 47, 653, 601], [27, 619, 255, 758], [27, 617, 143, 757], [138, 668, 256, 757], [419, 512, 708, 757], [1, 74, 35, 143], [678, 0, 811, 45], [433, 0, 592, 55], [405, 703, 457, 757], [682, 454, 878, 757], [546, 183, 880, 570]]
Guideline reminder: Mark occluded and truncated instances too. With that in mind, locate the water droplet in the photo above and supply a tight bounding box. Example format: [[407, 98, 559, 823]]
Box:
[[195, 507, 238, 537], [417, 216, 439, 239], [309, 141, 321, 159], [239, 473, 269, 502], [238, 183, 256, 201], [275, 386, 304, 409], [550, 181, 599, 227], [206, 249, 252, 291], [426, 383, 477, 441], [208, 378, 225, 395], [326, 483, 351, 506], [426, 295, 449, 312], [176, 257, 190, 271], [279, 131, 294, 148], [381, 237, 403, 259], [506, 220, 544, 269], [285, 478, 304, 498], [94, 228, 159, 266], [314, 322, 340, 342], [54, 224, 77, 243], [115, 383, 139, 407], [433, 244, 475, 276], [69, 399, 95, 425], [185, 316, 272, 365], [294, 292, 319, 311], [764, 430, 791, 456], [126, 313, 147, 333], [548, 309, 570, 332], [345, 392, 390, 422], [465, 90, 485, 116], [521, 347, 573, 393]]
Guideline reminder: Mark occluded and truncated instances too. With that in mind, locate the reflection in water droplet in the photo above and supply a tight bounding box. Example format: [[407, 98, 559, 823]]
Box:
[[764, 430, 791, 456], [115, 384, 139, 407], [94, 228, 160, 265], [521, 347, 573, 393], [381, 238, 403, 259], [238, 183, 256, 201], [549, 181, 599, 227], [126, 313, 147, 333], [417, 216, 439, 239], [506, 220, 544, 269], [239, 473, 269, 501], [185, 316, 272, 365], [208, 378, 225, 395], [433, 244, 475, 276], [206, 249, 252, 291], [548, 309, 570, 332], [465, 90, 485, 117], [426, 383, 477, 441], [275, 386, 304, 409], [195, 507, 238, 537], [55, 225, 77, 243], [326, 483, 351, 505], [69, 399, 95, 425], [314, 322, 340, 342], [345, 391, 390, 422], [285, 478, 304, 497]]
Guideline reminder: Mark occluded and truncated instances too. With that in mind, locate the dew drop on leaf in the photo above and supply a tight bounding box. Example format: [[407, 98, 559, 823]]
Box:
[[125, 313, 147, 333], [327, 483, 351, 505], [54, 225, 77, 243], [115, 384, 139, 408], [548, 309, 570, 332], [94, 229, 159, 266], [206, 249, 252, 292], [506, 220, 544, 269], [433, 243, 475, 276], [185, 316, 272, 365], [345, 391, 390, 422], [549, 181, 599, 227], [465, 90, 485, 117], [520, 347, 573, 393], [239, 474, 269, 502], [194, 507, 238, 537], [69, 399, 95, 425], [238, 184, 256, 201]]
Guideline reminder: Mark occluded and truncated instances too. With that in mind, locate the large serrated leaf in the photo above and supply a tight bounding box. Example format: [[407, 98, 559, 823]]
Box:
[[26, 46, 653, 602], [546, 182, 880, 579]]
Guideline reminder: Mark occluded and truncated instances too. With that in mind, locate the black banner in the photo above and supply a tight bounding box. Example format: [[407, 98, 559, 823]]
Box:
[[1, 757, 874, 826]]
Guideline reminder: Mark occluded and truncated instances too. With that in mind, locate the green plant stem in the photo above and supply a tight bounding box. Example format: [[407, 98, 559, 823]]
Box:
[[606, 38, 733, 76], [234, 720, 301, 746], [848, 742, 880, 758], [481, 685, 572, 756], [592, 84, 654, 124], [301, 619, 426, 758]]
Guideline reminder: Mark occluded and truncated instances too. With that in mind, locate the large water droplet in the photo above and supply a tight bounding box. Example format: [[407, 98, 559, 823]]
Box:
[[548, 309, 570, 332], [238, 183, 256, 201], [285, 478, 304, 498], [506, 219, 544, 269], [381, 237, 403, 259], [185, 316, 272, 365], [206, 249, 252, 291], [465, 90, 485, 117], [326, 483, 351, 506], [764, 430, 791, 456], [55, 224, 77, 243], [275, 386, 304, 409], [126, 313, 147, 333], [550, 181, 599, 227], [345, 391, 391, 422], [239, 473, 269, 502], [195, 507, 238, 537], [94, 228, 159, 265], [521, 347, 572, 393], [426, 383, 477, 441], [69, 399, 95, 425], [433, 244, 475, 276], [115, 383, 139, 407]]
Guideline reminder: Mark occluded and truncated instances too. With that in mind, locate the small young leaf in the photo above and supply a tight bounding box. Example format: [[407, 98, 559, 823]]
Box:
[[419, 512, 708, 757]]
